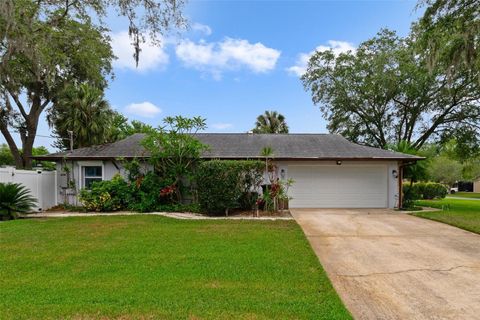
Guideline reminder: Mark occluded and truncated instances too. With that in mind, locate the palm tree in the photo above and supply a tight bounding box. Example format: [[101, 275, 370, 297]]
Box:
[[260, 146, 274, 178], [48, 84, 114, 150], [0, 183, 37, 220], [390, 140, 428, 185], [252, 111, 289, 134]]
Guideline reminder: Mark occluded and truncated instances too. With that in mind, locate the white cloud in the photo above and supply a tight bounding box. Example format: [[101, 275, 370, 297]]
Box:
[[192, 23, 212, 36], [287, 40, 355, 77], [211, 123, 233, 130], [111, 31, 169, 72], [124, 102, 162, 118], [175, 38, 281, 77]]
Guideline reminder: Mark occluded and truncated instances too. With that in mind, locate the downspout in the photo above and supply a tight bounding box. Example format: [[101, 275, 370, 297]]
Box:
[[398, 162, 403, 209]]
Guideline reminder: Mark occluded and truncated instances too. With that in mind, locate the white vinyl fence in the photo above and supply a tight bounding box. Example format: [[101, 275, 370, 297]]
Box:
[[0, 167, 57, 212]]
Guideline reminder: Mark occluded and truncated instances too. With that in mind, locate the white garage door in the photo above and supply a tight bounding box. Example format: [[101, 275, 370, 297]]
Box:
[[288, 165, 388, 208]]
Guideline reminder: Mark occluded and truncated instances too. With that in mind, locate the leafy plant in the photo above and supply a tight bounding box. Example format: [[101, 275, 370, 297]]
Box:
[[403, 182, 448, 208], [126, 172, 174, 212], [142, 116, 208, 202], [258, 178, 295, 212], [78, 169, 200, 213], [196, 160, 264, 215], [414, 182, 448, 200], [79, 174, 130, 212], [122, 158, 144, 183], [0, 183, 37, 220], [276, 178, 295, 210]]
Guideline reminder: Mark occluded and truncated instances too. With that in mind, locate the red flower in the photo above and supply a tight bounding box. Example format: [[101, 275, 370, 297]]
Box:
[[160, 184, 176, 197]]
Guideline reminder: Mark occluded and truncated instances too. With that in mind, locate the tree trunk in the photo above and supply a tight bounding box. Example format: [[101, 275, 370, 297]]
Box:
[[0, 122, 24, 168], [0, 91, 45, 169], [21, 129, 37, 170]]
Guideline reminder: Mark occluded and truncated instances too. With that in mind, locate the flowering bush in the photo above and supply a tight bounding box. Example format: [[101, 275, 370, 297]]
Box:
[[257, 178, 294, 212], [79, 172, 180, 212], [79, 174, 129, 211], [160, 184, 176, 198]]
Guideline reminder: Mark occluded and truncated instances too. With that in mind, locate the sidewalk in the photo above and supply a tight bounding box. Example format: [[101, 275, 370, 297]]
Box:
[[23, 211, 293, 220]]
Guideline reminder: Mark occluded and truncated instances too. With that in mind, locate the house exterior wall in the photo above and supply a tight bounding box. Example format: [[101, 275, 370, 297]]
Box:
[[55, 159, 400, 209], [55, 160, 152, 206], [474, 179, 480, 193]]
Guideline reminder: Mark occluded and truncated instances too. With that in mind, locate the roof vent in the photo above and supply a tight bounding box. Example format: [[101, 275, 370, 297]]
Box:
[[247, 130, 254, 136]]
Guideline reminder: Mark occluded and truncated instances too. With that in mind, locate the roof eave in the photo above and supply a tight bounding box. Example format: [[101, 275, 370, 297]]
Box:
[[34, 155, 423, 161]]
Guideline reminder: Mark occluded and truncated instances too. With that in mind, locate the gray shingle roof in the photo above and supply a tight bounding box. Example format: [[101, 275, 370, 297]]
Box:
[[36, 133, 422, 161]]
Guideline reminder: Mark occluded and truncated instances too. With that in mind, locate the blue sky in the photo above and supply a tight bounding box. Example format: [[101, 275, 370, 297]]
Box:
[[5, 0, 422, 150]]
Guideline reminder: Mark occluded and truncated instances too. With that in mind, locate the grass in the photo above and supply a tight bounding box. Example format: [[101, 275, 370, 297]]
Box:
[[0, 215, 351, 320], [448, 192, 480, 199], [414, 198, 480, 234]]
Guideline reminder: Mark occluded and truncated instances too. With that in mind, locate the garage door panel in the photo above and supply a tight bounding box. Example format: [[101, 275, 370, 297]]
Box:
[[288, 165, 387, 208]]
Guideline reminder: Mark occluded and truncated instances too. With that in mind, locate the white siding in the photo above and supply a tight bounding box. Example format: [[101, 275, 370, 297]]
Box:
[[276, 160, 399, 209], [56, 160, 153, 206]]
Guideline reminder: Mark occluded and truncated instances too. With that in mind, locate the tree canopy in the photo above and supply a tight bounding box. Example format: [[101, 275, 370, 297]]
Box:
[[109, 113, 155, 142], [142, 116, 208, 202], [416, 0, 479, 76], [302, 29, 480, 149], [48, 84, 114, 150], [0, 0, 186, 168], [253, 111, 289, 134]]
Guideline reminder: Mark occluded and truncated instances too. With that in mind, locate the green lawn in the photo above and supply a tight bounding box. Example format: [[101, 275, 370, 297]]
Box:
[[414, 198, 480, 234], [0, 216, 351, 320], [448, 192, 480, 199]]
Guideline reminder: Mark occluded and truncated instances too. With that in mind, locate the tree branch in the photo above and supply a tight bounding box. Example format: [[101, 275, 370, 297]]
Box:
[[6, 89, 28, 119]]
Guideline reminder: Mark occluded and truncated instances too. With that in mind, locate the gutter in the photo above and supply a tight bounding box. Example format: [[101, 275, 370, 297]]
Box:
[[32, 156, 425, 162]]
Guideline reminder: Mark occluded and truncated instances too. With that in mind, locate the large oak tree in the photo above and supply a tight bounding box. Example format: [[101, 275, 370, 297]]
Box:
[[0, 0, 186, 168], [302, 29, 480, 149], [416, 0, 479, 76]]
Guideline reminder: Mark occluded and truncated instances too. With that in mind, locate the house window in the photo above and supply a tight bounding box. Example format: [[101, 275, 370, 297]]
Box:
[[83, 166, 102, 189]]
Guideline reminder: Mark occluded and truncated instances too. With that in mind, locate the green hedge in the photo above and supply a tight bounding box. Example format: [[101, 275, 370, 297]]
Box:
[[414, 182, 448, 200], [196, 160, 264, 215], [403, 182, 448, 208]]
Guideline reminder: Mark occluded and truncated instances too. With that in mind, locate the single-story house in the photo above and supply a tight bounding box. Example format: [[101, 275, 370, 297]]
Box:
[[34, 133, 422, 209]]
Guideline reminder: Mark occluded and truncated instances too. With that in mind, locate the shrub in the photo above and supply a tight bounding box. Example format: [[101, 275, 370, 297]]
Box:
[[79, 172, 180, 213], [414, 182, 448, 200], [141, 116, 208, 203], [402, 182, 448, 208], [402, 184, 421, 209], [126, 172, 174, 212], [196, 160, 264, 215], [79, 174, 130, 212], [0, 183, 37, 220]]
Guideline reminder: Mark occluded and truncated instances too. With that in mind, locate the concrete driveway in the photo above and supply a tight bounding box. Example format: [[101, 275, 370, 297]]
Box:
[[292, 209, 480, 320]]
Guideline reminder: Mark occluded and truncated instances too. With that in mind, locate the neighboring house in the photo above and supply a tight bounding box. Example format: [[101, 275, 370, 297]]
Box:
[[474, 178, 480, 193], [34, 133, 422, 209]]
